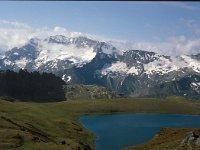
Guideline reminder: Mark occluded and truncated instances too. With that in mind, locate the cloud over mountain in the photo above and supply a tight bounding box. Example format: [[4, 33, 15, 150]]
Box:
[[0, 20, 83, 52], [0, 20, 199, 56]]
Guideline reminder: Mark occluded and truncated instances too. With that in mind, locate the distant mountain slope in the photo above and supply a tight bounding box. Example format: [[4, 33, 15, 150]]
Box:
[[0, 35, 200, 99], [145, 75, 200, 99], [64, 84, 123, 100]]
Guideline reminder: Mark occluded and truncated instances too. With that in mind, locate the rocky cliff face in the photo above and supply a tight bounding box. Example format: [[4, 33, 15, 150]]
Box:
[[0, 35, 200, 99]]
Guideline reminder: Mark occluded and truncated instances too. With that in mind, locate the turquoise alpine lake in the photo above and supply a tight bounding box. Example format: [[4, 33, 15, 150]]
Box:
[[80, 114, 200, 150]]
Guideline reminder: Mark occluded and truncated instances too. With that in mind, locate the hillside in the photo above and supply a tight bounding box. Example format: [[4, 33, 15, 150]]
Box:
[[0, 70, 65, 102], [0, 35, 199, 99], [123, 128, 200, 150], [0, 69, 124, 102], [64, 84, 123, 100], [0, 97, 200, 150]]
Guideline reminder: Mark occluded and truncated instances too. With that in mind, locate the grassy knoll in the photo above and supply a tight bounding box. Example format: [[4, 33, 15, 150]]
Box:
[[123, 128, 200, 150], [0, 96, 200, 150]]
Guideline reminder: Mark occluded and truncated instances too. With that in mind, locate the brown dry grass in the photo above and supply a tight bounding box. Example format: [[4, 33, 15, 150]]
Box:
[[0, 96, 200, 150]]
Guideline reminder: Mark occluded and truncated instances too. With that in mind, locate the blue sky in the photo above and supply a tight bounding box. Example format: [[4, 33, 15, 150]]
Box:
[[0, 1, 200, 55], [0, 1, 199, 41]]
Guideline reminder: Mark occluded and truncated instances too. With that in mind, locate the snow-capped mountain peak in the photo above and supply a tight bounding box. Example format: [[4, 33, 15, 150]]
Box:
[[0, 35, 122, 72], [0, 34, 200, 99]]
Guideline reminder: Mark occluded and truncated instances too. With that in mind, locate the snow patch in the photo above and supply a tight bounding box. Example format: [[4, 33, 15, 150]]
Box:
[[191, 82, 200, 93], [15, 57, 29, 69], [101, 61, 140, 75], [67, 76, 71, 82], [144, 56, 181, 75], [127, 66, 140, 75], [13, 52, 19, 55], [101, 62, 128, 75], [180, 55, 200, 73], [191, 82, 200, 87], [4, 59, 12, 66], [101, 53, 200, 76], [35, 40, 96, 67], [144, 55, 200, 75], [62, 74, 71, 82]]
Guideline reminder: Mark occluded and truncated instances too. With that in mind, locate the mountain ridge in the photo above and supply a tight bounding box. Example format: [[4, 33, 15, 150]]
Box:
[[0, 35, 199, 99]]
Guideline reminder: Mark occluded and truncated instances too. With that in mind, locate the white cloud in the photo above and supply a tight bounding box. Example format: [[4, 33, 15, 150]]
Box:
[[110, 35, 200, 56], [0, 20, 31, 29], [0, 20, 199, 57], [0, 20, 32, 51], [0, 20, 111, 53], [0, 20, 86, 52], [167, 36, 200, 55]]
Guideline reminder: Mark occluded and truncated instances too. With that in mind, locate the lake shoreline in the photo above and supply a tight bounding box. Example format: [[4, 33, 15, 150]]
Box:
[[1, 97, 200, 149], [123, 128, 200, 150], [80, 114, 200, 150]]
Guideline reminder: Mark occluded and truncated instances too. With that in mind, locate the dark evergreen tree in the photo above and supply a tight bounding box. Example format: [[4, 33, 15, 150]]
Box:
[[0, 69, 66, 102]]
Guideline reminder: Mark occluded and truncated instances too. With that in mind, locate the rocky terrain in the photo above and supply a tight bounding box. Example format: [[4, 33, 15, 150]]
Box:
[[0, 35, 199, 99], [64, 84, 123, 100], [124, 128, 200, 150]]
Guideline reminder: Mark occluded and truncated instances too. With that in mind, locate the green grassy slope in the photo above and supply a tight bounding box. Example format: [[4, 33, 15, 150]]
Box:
[[123, 128, 200, 150], [0, 97, 200, 150]]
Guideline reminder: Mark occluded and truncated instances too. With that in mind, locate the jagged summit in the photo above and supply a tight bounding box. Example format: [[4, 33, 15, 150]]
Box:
[[0, 34, 199, 99]]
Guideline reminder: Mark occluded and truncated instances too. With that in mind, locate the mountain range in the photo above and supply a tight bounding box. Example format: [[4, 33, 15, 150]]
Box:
[[0, 35, 199, 99]]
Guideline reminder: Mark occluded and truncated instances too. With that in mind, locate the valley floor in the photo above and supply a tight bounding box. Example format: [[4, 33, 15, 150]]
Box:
[[0, 97, 200, 150]]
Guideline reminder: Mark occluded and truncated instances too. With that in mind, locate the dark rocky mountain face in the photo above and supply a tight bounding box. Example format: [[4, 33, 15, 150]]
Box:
[[191, 53, 200, 61], [0, 35, 200, 99], [143, 75, 200, 99], [5, 39, 39, 61], [122, 50, 158, 65], [47, 35, 98, 48]]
